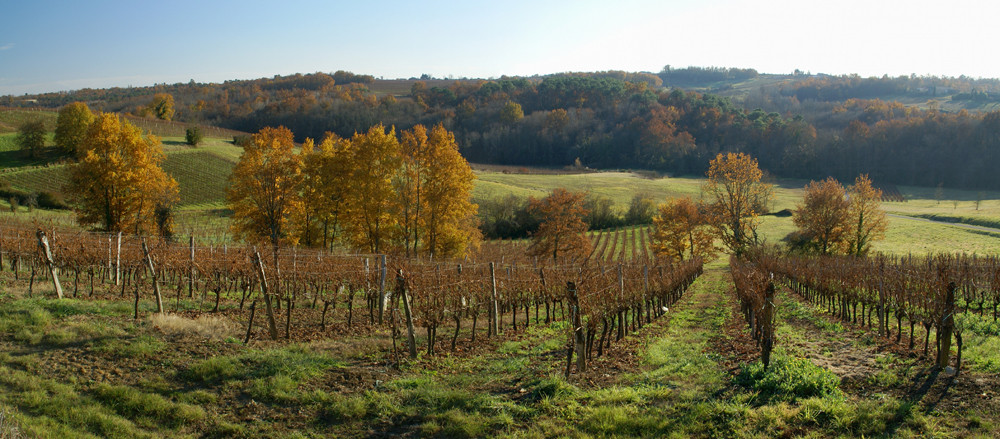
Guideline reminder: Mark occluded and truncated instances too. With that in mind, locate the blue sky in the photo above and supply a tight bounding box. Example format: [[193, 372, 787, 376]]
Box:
[[2, 0, 998, 95]]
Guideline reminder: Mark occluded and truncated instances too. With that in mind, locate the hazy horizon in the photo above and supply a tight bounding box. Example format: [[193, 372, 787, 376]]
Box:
[[3, 0, 999, 96]]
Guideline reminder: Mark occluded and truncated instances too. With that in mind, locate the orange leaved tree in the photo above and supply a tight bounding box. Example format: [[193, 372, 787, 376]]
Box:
[[793, 177, 851, 254], [847, 174, 888, 256], [227, 126, 304, 249], [67, 113, 178, 235], [650, 196, 717, 262], [527, 188, 591, 263], [704, 152, 771, 256]]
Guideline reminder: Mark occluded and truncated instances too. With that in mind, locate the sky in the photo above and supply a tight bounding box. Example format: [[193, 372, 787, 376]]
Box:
[[2, 0, 999, 96]]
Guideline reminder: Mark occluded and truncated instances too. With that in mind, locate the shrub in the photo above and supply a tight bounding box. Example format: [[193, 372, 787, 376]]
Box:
[[232, 135, 252, 147], [185, 127, 203, 146], [36, 191, 68, 209]]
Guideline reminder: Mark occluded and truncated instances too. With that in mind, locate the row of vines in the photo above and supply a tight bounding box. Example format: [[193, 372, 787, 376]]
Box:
[[0, 221, 700, 375]]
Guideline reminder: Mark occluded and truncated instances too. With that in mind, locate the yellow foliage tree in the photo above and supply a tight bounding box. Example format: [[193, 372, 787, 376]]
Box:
[[527, 188, 591, 263], [847, 174, 888, 256], [54, 102, 94, 155], [650, 197, 717, 262], [395, 123, 480, 258], [298, 133, 351, 249], [343, 124, 400, 254], [704, 152, 771, 256], [149, 93, 175, 121], [67, 113, 178, 235], [420, 124, 480, 257], [793, 177, 850, 254], [227, 126, 304, 249]]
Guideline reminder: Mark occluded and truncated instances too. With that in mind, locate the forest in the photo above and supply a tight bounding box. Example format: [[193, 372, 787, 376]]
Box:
[[6, 68, 1000, 190]]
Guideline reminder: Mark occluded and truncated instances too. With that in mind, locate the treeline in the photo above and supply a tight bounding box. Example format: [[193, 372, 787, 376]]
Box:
[[9, 70, 1000, 190], [658, 66, 759, 86], [778, 74, 1000, 103]]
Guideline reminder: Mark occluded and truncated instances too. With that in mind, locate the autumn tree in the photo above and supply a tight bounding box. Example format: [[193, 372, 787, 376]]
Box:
[[499, 101, 524, 125], [419, 123, 479, 257], [650, 196, 717, 262], [297, 133, 351, 249], [342, 124, 400, 254], [527, 188, 591, 263], [846, 174, 888, 256], [53, 102, 94, 155], [227, 126, 304, 249], [16, 119, 47, 159], [149, 93, 175, 121], [792, 177, 851, 254], [67, 113, 179, 234], [704, 152, 771, 256]]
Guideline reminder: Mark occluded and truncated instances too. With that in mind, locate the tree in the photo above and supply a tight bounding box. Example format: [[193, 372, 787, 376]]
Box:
[[499, 101, 524, 125], [149, 93, 175, 121], [792, 177, 850, 254], [419, 123, 480, 257], [650, 197, 717, 262], [297, 133, 351, 249], [846, 174, 888, 256], [527, 188, 591, 262], [342, 124, 400, 254], [16, 119, 47, 159], [54, 102, 94, 155], [67, 113, 179, 234], [624, 192, 656, 225], [227, 126, 304, 249], [185, 126, 203, 146], [704, 152, 770, 256], [395, 123, 479, 258]]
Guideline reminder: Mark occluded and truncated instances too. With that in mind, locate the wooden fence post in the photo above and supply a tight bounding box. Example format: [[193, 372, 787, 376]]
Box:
[[937, 282, 956, 370], [378, 254, 387, 324], [397, 269, 418, 359], [140, 238, 164, 314], [489, 262, 500, 336], [252, 249, 280, 340], [35, 230, 63, 299]]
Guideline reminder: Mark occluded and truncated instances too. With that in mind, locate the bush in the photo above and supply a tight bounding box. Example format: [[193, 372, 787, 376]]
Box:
[[232, 135, 252, 147], [736, 355, 842, 403], [185, 127, 203, 146], [36, 191, 68, 210]]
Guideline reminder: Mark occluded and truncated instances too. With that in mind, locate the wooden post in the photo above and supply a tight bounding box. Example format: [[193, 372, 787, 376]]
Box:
[[761, 282, 776, 369], [570, 281, 586, 373], [188, 236, 195, 298], [252, 249, 280, 340], [140, 238, 164, 314], [115, 232, 122, 286], [489, 262, 500, 336], [378, 254, 387, 324], [397, 269, 418, 359], [937, 282, 956, 370], [35, 230, 63, 299]]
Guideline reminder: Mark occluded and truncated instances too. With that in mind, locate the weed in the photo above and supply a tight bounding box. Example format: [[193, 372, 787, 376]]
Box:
[[736, 355, 842, 403]]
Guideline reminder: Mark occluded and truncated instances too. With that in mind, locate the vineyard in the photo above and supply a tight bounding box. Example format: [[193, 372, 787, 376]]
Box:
[[0, 221, 699, 375], [2, 219, 1000, 437]]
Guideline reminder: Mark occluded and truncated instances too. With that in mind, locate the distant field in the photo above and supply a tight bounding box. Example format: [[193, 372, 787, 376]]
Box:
[[0, 107, 58, 133]]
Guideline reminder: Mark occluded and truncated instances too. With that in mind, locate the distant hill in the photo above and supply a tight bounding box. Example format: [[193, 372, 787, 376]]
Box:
[[5, 68, 1000, 191]]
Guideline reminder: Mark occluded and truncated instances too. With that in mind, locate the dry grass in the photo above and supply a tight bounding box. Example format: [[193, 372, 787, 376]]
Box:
[[150, 314, 236, 341]]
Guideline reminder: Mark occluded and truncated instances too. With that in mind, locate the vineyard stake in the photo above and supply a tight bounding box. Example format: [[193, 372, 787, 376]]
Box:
[[140, 238, 164, 314], [35, 230, 63, 299], [252, 249, 280, 340]]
